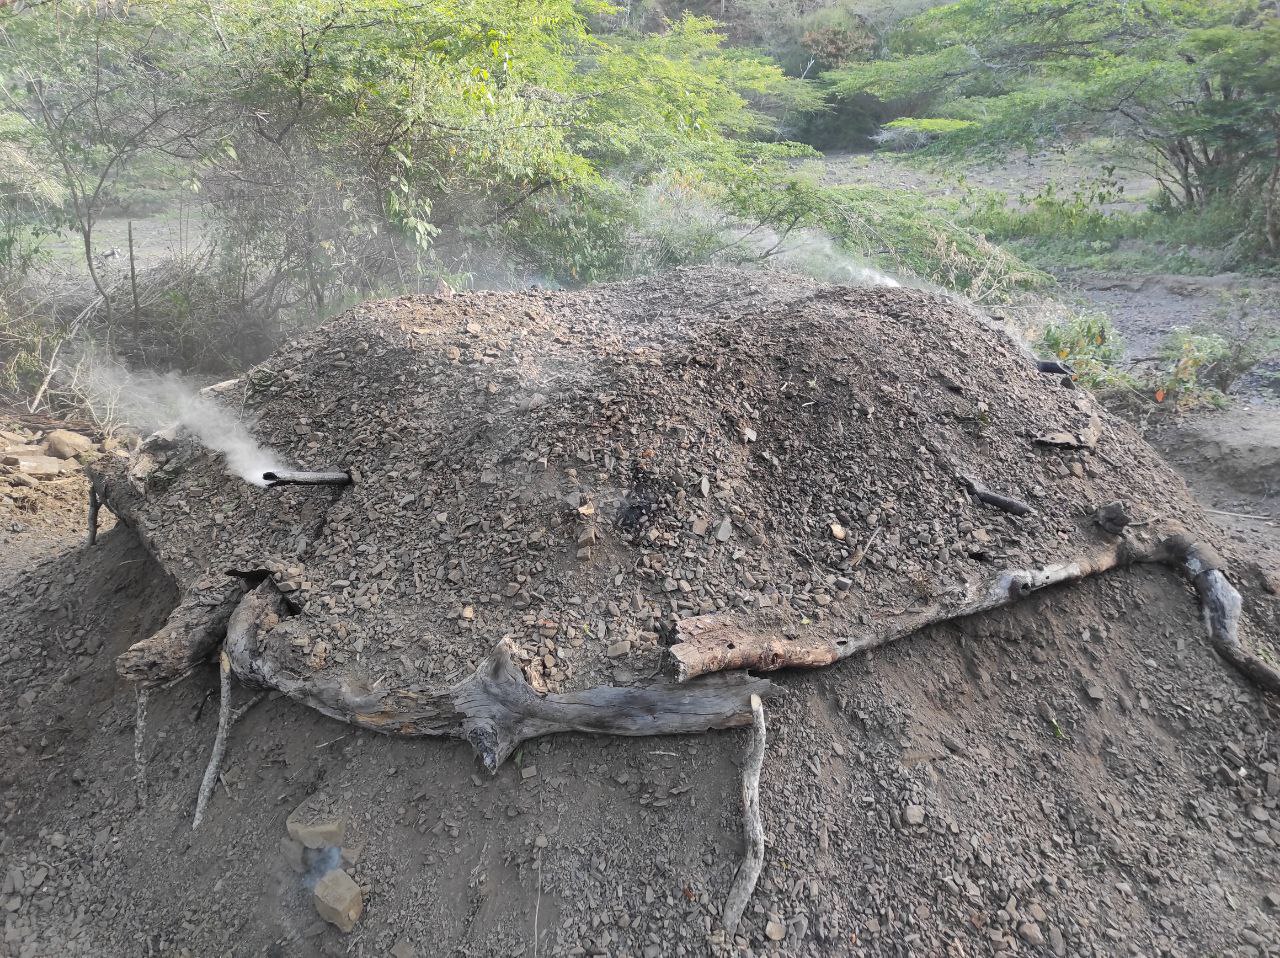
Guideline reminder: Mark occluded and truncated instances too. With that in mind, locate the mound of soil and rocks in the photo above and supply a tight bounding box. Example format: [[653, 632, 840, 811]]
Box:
[[96, 269, 1229, 692], [2, 268, 1279, 958]]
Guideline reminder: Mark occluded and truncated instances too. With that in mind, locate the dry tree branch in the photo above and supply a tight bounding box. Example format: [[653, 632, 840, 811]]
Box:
[[192, 649, 232, 830], [721, 693, 766, 936]]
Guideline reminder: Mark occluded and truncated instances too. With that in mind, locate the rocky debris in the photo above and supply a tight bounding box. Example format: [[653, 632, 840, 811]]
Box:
[[94, 267, 1224, 708], [286, 792, 347, 849], [44, 429, 94, 461], [313, 867, 363, 932], [2, 452, 75, 477]]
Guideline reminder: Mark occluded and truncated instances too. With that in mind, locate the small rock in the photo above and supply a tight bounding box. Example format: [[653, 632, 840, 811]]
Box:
[[764, 919, 785, 941], [607, 640, 632, 658], [287, 792, 347, 849], [44, 429, 94, 460], [830, 523, 846, 541], [390, 940, 416, 958], [903, 805, 926, 826], [1018, 921, 1045, 946], [1084, 682, 1105, 702], [313, 868, 363, 932], [714, 518, 733, 542]]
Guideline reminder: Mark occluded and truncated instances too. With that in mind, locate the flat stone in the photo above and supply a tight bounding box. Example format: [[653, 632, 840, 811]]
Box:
[[313, 868, 363, 932], [2, 453, 72, 476], [1018, 921, 1045, 946], [764, 919, 785, 940], [904, 804, 926, 826], [44, 429, 94, 460], [287, 792, 347, 849], [606, 640, 631, 658], [714, 518, 733, 542]]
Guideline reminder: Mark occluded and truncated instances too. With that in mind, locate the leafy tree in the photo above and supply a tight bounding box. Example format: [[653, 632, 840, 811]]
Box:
[[0, 0, 819, 324], [827, 0, 1280, 253]]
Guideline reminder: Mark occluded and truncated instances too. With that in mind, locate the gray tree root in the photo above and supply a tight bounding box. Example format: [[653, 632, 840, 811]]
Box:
[[192, 649, 232, 830], [87, 485, 100, 547], [117, 580, 248, 686], [134, 688, 148, 810], [668, 524, 1280, 696], [223, 582, 772, 771], [721, 693, 766, 936]]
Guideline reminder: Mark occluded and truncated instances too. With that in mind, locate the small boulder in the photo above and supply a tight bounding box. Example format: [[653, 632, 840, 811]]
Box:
[[45, 429, 94, 460], [287, 792, 347, 849], [313, 868, 363, 932]]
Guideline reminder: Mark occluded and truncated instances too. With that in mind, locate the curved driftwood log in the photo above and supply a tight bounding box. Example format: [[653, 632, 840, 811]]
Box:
[[669, 524, 1280, 696], [225, 582, 772, 770], [721, 693, 766, 936], [117, 579, 249, 686]]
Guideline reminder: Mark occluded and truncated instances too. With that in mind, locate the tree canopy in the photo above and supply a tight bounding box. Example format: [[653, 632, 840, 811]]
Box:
[[827, 0, 1280, 251]]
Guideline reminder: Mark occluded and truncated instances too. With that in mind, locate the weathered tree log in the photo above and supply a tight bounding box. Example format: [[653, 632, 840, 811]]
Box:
[[224, 582, 773, 770], [116, 580, 248, 686], [721, 693, 766, 936], [668, 524, 1280, 696]]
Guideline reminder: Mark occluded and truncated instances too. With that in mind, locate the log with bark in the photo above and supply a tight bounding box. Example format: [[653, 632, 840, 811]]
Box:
[[116, 579, 249, 686], [667, 522, 1280, 696], [224, 582, 773, 770]]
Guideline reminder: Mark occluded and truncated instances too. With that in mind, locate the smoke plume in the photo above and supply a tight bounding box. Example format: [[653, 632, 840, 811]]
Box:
[[65, 351, 284, 485]]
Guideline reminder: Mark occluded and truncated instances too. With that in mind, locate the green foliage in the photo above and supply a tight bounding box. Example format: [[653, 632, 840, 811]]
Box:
[[0, 0, 834, 379], [1037, 291, 1278, 409], [1037, 311, 1128, 389], [827, 0, 1280, 259]]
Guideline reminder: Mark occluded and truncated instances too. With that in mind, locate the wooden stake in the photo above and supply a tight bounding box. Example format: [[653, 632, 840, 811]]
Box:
[[127, 220, 139, 334], [192, 650, 232, 830], [722, 693, 766, 935]]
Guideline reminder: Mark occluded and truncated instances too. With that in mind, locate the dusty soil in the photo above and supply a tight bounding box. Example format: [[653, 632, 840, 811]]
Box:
[[4, 271, 1280, 958]]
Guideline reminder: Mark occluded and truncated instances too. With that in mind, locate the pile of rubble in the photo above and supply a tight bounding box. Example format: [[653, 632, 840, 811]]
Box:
[[92, 268, 1271, 731]]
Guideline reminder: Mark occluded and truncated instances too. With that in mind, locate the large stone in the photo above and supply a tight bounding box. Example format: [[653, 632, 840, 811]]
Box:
[[2, 452, 73, 476], [286, 792, 347, 849], [313, 868, 363, 932], [44, 429, 94, 460]]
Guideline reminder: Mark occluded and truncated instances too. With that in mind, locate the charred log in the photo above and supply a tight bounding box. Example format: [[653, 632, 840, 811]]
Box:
[[261, 469, 351, 488], [116, 580, 249, 686]]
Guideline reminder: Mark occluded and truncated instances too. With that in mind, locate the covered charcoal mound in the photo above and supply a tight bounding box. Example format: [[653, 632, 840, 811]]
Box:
[[92, 267, 1278, 769]]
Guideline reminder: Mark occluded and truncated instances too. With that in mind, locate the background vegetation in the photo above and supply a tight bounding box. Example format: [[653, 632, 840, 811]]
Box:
[[1, 0, 1275, 418]]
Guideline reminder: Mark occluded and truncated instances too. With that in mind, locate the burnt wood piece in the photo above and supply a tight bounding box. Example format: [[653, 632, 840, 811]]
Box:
[[958, 475, 1035, 516], [261, 469, 351, 488], [1036, 359, 1074, 375], [668, 524, 1280, 696], [224, 582, 773, 771]]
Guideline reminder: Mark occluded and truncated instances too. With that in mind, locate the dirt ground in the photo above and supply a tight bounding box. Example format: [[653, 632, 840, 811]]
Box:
[[3, 266, 1280, 958]]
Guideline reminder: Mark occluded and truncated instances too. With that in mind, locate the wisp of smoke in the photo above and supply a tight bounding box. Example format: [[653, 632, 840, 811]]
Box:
[[66, 351, 284, 486]]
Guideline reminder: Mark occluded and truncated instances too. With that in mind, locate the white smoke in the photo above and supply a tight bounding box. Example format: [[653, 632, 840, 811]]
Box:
[[63, 351, 284, 485]]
